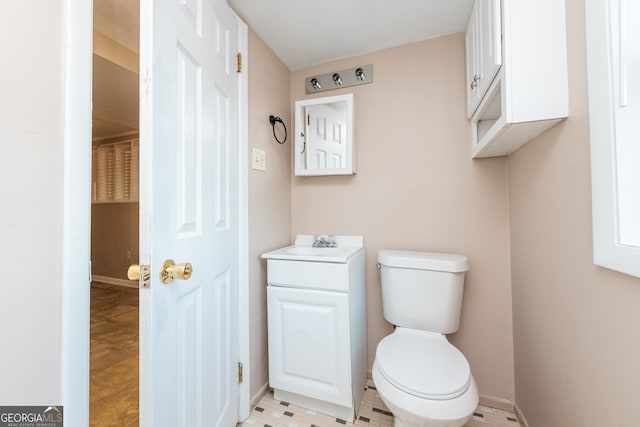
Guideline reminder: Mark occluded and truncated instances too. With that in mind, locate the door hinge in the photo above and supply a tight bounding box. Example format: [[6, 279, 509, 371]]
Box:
[[237, 52, 243, 73], [237, 362, 243, 384]]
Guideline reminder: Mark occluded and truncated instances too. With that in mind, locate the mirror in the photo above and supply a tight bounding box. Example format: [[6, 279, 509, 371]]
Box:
[[294, 93, 355, 176]]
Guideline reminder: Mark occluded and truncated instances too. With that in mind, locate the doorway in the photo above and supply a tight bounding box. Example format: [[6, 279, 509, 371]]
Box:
[[61, 0, 251, 423], [90, 0, 140, 424]]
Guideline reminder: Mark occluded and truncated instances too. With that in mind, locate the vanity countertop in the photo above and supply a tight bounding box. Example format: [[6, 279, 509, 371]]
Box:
[[261, 235, 363, 263]]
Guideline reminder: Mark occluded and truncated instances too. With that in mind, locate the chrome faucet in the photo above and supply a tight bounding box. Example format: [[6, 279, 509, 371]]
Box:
[[312, 235, 337, 248]]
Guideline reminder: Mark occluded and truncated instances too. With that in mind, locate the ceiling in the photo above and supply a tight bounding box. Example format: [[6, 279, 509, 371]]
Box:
[[228, 0, 474, 70], [94, 0, 139, 54]]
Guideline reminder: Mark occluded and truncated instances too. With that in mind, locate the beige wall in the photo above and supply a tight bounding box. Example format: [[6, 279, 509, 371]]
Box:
[[91, 203, 139, 280], [508, 0, 640, 425], [0, 1, 64, 403], [290, 34, 515, 401], [247, 29, 292, 399]]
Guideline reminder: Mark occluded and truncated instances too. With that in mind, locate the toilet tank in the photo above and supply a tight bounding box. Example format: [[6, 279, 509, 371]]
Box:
[[377, 250, 469, 334]]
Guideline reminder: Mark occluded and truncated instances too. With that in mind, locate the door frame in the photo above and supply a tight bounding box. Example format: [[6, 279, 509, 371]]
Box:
[[60, 0, 251, 424], [235, 13, 251, 421]]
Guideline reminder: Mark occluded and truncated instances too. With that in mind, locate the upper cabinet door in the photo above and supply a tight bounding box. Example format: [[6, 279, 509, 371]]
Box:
[[478, 0, 502, 98], [465, 1, 481, 118], [465, 0, 502, 118]]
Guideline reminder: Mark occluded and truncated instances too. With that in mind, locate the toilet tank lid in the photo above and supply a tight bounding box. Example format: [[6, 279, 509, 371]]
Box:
[[378, 250, 469, 272]]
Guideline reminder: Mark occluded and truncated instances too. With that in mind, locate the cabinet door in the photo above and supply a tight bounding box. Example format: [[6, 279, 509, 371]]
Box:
[[466, 0, 502, 118], [465, 0, 481, 118], [267, 286, 352, 407], [477, 0, 502, 98]]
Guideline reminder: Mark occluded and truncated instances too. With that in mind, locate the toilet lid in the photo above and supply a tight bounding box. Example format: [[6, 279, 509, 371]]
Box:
[[376, 328, 471, 400]]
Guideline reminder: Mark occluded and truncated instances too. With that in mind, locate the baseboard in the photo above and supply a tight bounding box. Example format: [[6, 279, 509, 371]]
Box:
[[478, 395, 530, 426], [92, 275, 137, 288], [479, 394, 515, 412], [250, 382, 270, 409], [514, 404, 530, 427]]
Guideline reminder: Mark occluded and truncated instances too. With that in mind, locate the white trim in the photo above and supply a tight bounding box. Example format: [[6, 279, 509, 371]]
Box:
[[92, 275, 138, 288], [586, 0, 640, 278], [60, 0, 93, 425], [138, 0, 153, 424], [234, 9, 251, 421]]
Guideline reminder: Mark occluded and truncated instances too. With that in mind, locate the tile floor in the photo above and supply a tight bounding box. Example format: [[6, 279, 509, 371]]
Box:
[[241, 381, 521, 427]]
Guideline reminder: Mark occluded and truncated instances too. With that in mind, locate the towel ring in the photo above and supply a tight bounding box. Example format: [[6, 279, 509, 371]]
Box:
[[269, 115, 287, 144]]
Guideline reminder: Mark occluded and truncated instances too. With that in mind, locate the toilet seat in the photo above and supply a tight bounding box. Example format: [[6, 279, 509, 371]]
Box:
[[375, 328, 471, 400]]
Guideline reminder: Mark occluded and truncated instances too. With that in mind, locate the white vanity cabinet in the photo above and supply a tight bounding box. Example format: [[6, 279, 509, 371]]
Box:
[[466, 0, 569, 158], [262, 236, 366, 422]]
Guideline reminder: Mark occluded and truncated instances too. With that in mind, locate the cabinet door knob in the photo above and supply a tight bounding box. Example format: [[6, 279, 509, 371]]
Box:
[[470, 74, 480, 90]]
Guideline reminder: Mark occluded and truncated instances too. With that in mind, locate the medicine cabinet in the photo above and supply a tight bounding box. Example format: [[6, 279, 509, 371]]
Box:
[[294, 93, 355, 176]]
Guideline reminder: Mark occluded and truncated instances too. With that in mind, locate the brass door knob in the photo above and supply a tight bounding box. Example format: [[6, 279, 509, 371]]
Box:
[[160, 259, 193, 284], [127, 264, 141, 280]]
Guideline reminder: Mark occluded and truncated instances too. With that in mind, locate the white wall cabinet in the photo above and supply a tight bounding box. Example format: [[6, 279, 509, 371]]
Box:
[[465, 0, 502, 118], [466, 0, 569, 158]]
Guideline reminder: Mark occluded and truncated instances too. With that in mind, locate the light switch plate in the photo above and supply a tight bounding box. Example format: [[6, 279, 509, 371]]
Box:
[[251, 147, 266, 171]]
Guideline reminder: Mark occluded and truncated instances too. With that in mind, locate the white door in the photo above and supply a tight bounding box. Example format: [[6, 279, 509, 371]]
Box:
[[305, 104, 348, 170], [139, 0, 239, 426]]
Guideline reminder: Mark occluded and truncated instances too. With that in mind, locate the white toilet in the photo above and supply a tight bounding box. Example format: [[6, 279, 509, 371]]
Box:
[[372, 250, 479, 427]]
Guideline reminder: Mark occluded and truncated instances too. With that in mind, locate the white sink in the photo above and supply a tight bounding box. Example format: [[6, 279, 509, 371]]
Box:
[[286, 247, 337, 256], [262, 235, 364, 263]]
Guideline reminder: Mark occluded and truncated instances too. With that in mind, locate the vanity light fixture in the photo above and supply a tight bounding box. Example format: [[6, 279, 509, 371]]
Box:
[[310, 78, 322, 90], [305, 64, 373, 94]]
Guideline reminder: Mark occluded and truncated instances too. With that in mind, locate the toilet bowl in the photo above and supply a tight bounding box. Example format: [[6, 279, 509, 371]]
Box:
[[373, 250, 478, 427], [372, 328, 478, 427]]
